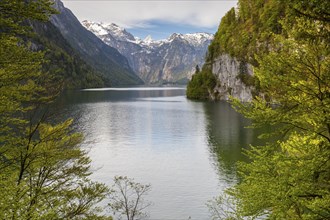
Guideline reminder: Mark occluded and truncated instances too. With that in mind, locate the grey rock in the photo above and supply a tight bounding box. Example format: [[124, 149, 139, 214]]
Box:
[[211, 54, 253, 102]]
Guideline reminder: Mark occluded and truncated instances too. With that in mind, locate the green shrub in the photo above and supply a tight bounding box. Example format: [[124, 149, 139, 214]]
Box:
[[186, 67, 217, 100]]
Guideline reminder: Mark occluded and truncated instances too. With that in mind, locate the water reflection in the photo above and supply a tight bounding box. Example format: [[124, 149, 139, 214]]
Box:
[[203, 101, 256, 182], [57, 88, 185, 105], [54, 89, 260, 219]]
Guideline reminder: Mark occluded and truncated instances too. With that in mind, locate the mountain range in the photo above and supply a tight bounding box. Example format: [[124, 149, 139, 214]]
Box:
[[49, 0, 143, 86], [82, 21, 213, 84], [31, 0, 214, 87]]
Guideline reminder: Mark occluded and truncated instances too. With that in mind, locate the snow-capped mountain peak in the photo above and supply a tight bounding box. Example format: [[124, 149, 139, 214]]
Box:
[[143, 35, 153, 43], [82, 20, 135, 42], [168, 32, 214, 46], [168, 33, 181, 41], [82, 20, 214, 47], [82, 20, 108, 35], [82, 20, 214, 84], [183, 33, 214, 46]]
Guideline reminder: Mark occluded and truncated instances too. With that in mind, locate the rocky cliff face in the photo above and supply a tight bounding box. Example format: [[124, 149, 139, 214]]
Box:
[[82, 21, 213, 84], [211, 54, 253, 102]]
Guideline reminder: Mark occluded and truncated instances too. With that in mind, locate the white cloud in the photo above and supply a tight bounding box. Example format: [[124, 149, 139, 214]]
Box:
[[62, 0, 237, 29]]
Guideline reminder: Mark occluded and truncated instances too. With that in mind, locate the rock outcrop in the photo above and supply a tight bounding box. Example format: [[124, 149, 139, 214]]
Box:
[[211, 54, 253, 102]]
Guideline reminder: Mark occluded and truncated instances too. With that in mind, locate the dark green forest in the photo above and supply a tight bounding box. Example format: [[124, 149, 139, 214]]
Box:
[[186, 65, 217, 100]]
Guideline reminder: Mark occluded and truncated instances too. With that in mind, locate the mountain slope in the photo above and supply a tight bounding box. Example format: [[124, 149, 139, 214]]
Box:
[[50, 0, 143, 86], [83, 21, 213, 84], [31, 20, 108, 89]]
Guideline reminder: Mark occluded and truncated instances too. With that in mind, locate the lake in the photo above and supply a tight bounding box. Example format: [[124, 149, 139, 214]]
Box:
[[57, 87, 259, 219]]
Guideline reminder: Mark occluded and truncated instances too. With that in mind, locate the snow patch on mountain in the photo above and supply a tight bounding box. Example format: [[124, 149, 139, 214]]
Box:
[[82, 20, 135, 42], [82, 20, 213, 47]]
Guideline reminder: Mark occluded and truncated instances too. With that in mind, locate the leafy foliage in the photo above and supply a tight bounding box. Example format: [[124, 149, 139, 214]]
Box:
[[0, 1, 112, 219], [207, 0, 286, 65], [215, 0, 330, 219], [0, 120, 111, 219], [186, 65, 217, 100], [202, 0, 330, 219]]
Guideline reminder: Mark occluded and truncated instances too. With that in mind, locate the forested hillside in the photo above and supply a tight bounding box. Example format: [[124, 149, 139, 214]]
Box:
[[202, 0, 330, 219], [187, 0, 285, 100], [31, 20, 107, 89], [207, 0, 285, 64], [187, 0, 329, 100]]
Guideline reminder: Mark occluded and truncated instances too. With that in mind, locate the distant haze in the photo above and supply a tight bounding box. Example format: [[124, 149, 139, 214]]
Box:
[[61, 0, 238, 40]]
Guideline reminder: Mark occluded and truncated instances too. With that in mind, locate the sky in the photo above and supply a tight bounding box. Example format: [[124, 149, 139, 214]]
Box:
[[62, 0, 238, 40]]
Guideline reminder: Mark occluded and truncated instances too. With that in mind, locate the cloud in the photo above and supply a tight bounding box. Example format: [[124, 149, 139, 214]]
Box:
[[62, 0, 237, 29]]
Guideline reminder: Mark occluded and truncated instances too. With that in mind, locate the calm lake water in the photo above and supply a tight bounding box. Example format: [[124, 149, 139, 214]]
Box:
[[57, 87, 259, 220]]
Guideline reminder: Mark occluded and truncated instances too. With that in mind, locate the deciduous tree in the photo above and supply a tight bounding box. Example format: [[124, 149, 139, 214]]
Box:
[[229, 1, 330, 219], [108, 176, 152, 220], [0, 1, 111, 219]]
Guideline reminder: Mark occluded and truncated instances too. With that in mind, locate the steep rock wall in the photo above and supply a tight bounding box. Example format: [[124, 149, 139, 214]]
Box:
[[211, 54, 253, 102]]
